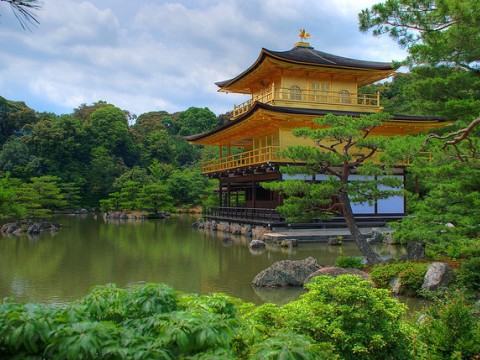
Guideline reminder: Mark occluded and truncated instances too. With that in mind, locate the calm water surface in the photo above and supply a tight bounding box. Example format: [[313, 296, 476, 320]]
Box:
[[0, 215, 407, 305]]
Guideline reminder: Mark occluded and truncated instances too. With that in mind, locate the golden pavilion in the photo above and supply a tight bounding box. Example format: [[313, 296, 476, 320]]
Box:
[[187, 34, 447, 226]]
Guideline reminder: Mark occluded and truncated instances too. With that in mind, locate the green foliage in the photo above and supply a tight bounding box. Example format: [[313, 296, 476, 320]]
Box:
[[334, 256, 364, 269], [166, 169, 213, 207], [176, 107, 217, 136], [391, 156, 480, 259], [3, 279, 480, 359], [127, 283, 178, 317], [359, 0, 480, 74], [0, 138, 40, 180], [249, 332, 337, 360], [132, 111, 169, 136], [45, 321, 126, 359], [142, 129, 176, 164], [264, 113, 402, 223], [138, 183, 174, 214], [362, 67, 480, 121], [456, 257, 480, 294], [0, 301, 53, 357], [370, 261, 429, 296], [246, 275, 414, 359], [0, 95, 37, 146], [0, 97, 218, 210], [416, 290, 480, 359], [13, 175, 68, 219], [263, 180, 337, 222], [263, 113, 400, 264], [0, 173, 26, 219], [0, 284, 242, 359]]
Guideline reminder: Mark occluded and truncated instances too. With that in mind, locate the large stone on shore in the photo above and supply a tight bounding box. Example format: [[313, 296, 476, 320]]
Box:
[[1, 221, 60, 235], [252, 257, 321, 287], [28, 224, 40, 234], [304, 266, 371, 287], [422, 262, 455, 291], [192, 219, 205, 229], [0, 223, 19, 234], [389, 276, 402, 295]]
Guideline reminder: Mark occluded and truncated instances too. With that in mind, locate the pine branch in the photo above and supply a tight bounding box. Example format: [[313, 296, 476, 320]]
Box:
[[1, 0, 41, 30]]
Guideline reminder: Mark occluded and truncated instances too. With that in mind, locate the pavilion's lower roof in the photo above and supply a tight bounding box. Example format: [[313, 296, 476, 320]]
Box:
[[185, 102, 449, 143]]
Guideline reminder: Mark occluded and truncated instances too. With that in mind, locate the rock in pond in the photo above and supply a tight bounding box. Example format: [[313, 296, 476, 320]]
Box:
[[304, 266, 371, 287], [252, 257, 321, 287], [249, 239, 266, 249], [191, 219, 205, 229], [280, 239, 298, 248], [422, 262, 455, 291]]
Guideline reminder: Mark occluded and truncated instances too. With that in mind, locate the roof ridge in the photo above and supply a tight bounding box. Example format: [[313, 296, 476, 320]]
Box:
[[305, 48, 336, 65]]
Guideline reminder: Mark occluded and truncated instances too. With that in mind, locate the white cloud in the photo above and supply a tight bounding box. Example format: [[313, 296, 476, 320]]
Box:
[[0, 0, 407, 116]]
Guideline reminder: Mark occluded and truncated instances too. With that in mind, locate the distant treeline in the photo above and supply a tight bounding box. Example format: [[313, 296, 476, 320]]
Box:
[[0, 98, 233, 217]]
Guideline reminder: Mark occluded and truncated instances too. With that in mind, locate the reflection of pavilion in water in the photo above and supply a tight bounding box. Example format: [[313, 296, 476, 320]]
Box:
[[187, 35, 448, 226]]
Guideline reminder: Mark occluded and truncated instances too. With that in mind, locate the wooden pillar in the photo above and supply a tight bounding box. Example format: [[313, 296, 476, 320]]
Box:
[[252, 180, 256, 208], [227, 182, 231, 207], [219, 181, 223, 207]]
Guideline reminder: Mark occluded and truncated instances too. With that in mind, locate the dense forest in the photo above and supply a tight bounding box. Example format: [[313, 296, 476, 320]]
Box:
[[0, 99, 233, 218]]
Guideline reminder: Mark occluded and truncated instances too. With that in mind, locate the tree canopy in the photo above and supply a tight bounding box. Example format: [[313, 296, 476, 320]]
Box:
[[359, 0, 480, 75], [264, 113, 402, 264]]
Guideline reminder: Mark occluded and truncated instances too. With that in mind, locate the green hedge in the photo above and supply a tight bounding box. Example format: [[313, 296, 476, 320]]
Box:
[[1, 277, 479, 359], [370, 261, 429, 296]]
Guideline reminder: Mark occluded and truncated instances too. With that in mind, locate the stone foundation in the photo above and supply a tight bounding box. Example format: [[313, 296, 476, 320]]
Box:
[[195, 220, 270, 239]]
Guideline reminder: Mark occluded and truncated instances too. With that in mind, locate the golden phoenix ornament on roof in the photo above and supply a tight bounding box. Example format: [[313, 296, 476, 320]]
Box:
[[299, 29, 311, 42]]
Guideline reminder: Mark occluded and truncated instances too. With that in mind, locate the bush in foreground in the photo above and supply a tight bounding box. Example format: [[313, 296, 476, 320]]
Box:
[[0, 277, 479, 359]]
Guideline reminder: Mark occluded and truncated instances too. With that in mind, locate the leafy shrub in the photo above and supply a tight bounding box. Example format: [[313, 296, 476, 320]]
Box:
[[45, 321, 126, 359], [81, 284, 129, 322], [456, 257, 480, 294], [0, 284, 241, 359], [245, 275, 414, 360], [334, 255, 364, 269], [0, 301, 54, 357], [126, 283, 178, 317], [178, 293, 239, 318], [249, 332, 337, 360], [370, 261, 429, 296], [8, 279, 479, 359], [416, 290, 480, 359], [425, 237, 480, 259]]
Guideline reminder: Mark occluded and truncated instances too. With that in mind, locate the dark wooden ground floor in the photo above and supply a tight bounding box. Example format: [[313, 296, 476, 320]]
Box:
[[203, 206, 404, 229]]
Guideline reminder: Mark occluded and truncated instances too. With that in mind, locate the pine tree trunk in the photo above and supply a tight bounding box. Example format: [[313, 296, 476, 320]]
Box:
[[340, 190, 383, 264]]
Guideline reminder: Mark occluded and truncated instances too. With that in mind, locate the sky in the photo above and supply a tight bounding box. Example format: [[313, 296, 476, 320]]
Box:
[[0, 0, 407, 117]]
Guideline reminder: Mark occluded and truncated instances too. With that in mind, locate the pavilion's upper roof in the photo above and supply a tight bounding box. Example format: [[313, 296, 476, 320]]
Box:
[[216, 42, 396, 90], [185, 102, 447, 144]]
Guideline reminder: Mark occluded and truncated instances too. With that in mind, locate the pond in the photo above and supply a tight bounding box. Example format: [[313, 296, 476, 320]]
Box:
[[0, 215, 407, 305]]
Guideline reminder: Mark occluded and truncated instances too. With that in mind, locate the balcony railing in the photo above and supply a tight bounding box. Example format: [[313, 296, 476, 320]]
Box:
[[232, 87, 380, 118], [205, 207, 283, 223], [201, 146, 431, 174], [202, 146, 283, 173]]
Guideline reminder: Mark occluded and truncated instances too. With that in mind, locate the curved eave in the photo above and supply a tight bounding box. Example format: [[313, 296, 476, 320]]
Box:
[[215, 47, 396, 92], [185, 103, 450, 145]]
